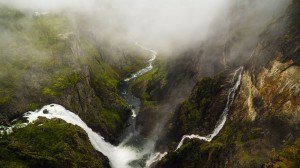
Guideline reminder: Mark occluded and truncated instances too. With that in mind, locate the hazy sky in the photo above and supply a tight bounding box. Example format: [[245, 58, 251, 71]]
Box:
[[0, 0, 291, 54]]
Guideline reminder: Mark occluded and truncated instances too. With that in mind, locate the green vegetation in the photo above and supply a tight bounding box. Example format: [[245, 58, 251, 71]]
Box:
[[100, 109, 121, 129], [0, 7, 29, 107], [88, 55, 129, 131], [177, 73, 224, 134], [121, 48, 148, 75], [129, 56, 167, 107], [26, 102, 41, 111], [0, 95, 10, 106], [0, 6, 25, 30], [0, 119, 108, 168], [156, 73, 229, 168], [42, 87, 58, 96], [0, 8, 75, 105], [264, 139, 300, 168], [160, 114, 271, 167], [158, 139, 222, 168], [0, 5, 131, 143], [158, 71, 270, 167], [42, 71, 81, 96]]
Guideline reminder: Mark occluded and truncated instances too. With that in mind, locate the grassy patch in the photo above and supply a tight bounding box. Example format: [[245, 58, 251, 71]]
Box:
[[100, 109, 121, 129], [26, 102, 41, 111], [42, 87, 58, 96]]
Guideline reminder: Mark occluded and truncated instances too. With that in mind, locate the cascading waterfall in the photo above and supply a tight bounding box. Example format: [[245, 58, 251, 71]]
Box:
[[25, 105, 140, 168], [176, 66, 244, 150], [145, 67, 244, 167]]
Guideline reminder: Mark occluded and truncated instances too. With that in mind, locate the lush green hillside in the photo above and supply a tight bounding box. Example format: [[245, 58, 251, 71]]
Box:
[[0, 118, 109, 168]]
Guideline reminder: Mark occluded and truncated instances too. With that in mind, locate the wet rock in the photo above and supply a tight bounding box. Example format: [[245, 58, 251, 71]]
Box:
[[43, 109, 49, 114]]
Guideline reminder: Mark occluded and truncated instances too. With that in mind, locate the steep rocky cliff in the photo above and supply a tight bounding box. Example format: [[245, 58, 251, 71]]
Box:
[[155, 0, 300, 167]]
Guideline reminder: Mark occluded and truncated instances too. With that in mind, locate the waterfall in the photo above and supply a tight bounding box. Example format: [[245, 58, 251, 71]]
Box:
[[146, 67, 243, 167], [21, 104, 140, 168], [145, 152, 168, 167], [176, 66, 244, 150]]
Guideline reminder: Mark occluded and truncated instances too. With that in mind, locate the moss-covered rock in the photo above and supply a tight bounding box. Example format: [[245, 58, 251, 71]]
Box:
[[0, 119, 109, 168]]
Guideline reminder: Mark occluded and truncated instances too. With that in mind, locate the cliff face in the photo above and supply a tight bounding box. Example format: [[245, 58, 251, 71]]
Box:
[[156, 1, 300, 167], [130, 0, 289, 141]]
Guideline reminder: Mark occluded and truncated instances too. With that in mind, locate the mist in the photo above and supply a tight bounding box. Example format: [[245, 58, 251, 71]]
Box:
[[0, 0, 291, 56]]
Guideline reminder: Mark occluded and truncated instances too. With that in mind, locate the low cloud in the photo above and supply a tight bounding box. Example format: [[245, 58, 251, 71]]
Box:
[[0, 0, 292, 56]]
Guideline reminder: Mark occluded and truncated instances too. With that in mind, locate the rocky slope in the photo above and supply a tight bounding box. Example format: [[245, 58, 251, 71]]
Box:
[[155, 0, 300, 167]]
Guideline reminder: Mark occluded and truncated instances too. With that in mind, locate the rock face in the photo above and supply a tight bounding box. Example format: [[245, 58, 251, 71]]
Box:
[[156, 1, 300, 167]]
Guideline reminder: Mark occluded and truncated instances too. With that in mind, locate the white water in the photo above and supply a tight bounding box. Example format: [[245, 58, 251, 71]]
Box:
[[176, 67, 244, 150], [145, 152, 168, 167], [21, 104, 140, 168], [131, 109, 137, 118], [124, 42, 157, 82], [0, 123, 27, 135]]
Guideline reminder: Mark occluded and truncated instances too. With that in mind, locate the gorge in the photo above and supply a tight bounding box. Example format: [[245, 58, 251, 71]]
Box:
[[0, 0, 300, 168]]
